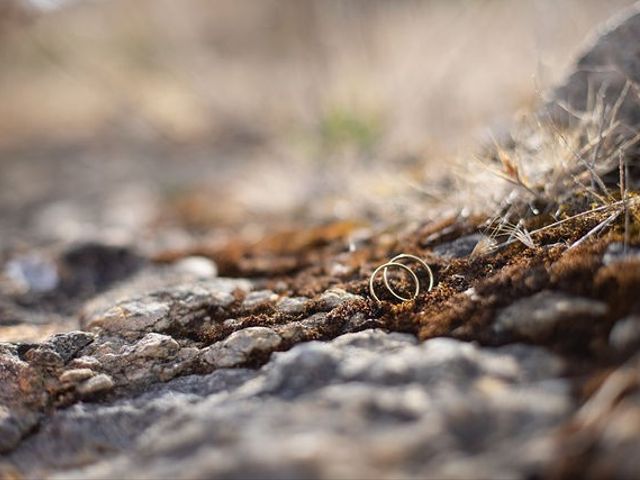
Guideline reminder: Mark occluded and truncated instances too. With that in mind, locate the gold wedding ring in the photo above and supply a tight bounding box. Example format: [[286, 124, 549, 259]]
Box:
[[369, 254, 434, 303]]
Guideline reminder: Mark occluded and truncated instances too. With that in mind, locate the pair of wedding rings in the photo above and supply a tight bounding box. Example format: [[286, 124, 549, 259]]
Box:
[[369, 253, 434, 303]]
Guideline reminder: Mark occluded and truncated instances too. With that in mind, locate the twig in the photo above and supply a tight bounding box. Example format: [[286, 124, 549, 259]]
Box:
[[568, 210, 620, 250], [619, 150, 630, 254], [608, 81, 631, 131]]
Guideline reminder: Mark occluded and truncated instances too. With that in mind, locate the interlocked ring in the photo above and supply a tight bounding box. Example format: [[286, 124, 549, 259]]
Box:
[[383, 254, 434, 298], [369, 261, 420, 303]]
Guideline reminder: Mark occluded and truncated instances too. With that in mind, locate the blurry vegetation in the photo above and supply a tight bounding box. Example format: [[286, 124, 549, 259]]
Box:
[[318, 105, 383, 155], [0, 0, 635, 152], [0, 0, 637, 233]]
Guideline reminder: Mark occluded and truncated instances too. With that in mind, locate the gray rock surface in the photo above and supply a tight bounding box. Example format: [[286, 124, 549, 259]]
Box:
[[603, 242, 640, 266], [549, 3, 640, 129], [4, 330, 571, 479], [433, 233, 486, 259], [494, 290, 608, 340], [610, 315, 640, 354]]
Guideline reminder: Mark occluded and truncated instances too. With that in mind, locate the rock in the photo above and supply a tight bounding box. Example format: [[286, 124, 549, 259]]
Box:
[[7, 330, 570, 480], [342, 312, 378, 332], [494, 290, 608, 340], [0, 345, 47, 453], [59, 243, 145, 298], [241, 290, 278, 311], [77, 374, 114, 397], [433, 234, 486, 259], [0, 408, 39, 454], [4, 254, 59, 293], [0, 408, 24, 454], [202, 327, 282, 368], [86, 299, 170, 340], [315, 288, 362, 311], [602, 242, 640, 266], [549, 4, 640, 129], [173, 256, 218, 279], [122, 333, 180, 359], [276, 296, 309, 316], [609, 315, 640, 354], [5, 369, 258, 474], [277, 313, 329, 343], [23, 347, 64, 370], [84, 279, 251, 340], [46, 331, 95, 363], [68, 356, 101, 370], [59, 368, 95, 384]]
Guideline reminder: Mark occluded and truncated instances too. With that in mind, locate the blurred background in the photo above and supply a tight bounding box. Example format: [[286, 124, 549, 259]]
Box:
[[0, 0, 636, 254]]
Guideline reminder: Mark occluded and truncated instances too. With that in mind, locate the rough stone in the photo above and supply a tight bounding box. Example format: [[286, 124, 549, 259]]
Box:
[[85, 299, 170, 340], [494, 290, 609, 340], [83, 278, 251, 340], [0, 409, 39, 454], [4, 254, 59, 293], [23, 347, 64, 370], [609, 315, 640, 354], [432, 233, 486, 259], [59, 368, 95, 384], [315, 288, 362, 311], [550, 4, 640, 129], [59, 243, 145, 299], [202, 327, 282, 368], [46, 331, 95, 363], [603, 242, 640, 266], [172, 256, 218, 279], [76, 374, 114, 397], [276, 296, 309, 316], [2, 330, 571, 480], [121, 333, 180, 359], [241, 289, 278, 311]]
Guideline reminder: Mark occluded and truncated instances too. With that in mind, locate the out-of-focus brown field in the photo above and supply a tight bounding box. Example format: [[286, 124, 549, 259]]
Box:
[[0, 0, 635, 247]]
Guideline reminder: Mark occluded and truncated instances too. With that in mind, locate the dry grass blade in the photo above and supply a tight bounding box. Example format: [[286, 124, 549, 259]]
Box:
[[490, 198, 638, 252], [491, 221, 536, 249], [619, 150, 630, 254], [568, 210, 621, 250]]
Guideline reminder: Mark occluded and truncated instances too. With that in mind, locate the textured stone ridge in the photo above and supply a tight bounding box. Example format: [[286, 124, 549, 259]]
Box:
[[6, 330, 571, 479], [0, 273, 371, 462]]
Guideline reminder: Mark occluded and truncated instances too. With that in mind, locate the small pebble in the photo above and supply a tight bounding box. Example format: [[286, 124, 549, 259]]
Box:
[[4, 254, 59, 293], [242, 290, 278, 310], [277, 296, 309, 316], [60, 368, 95, 384], [77, 373, 114, 396], [174, 256, 218, 279]]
